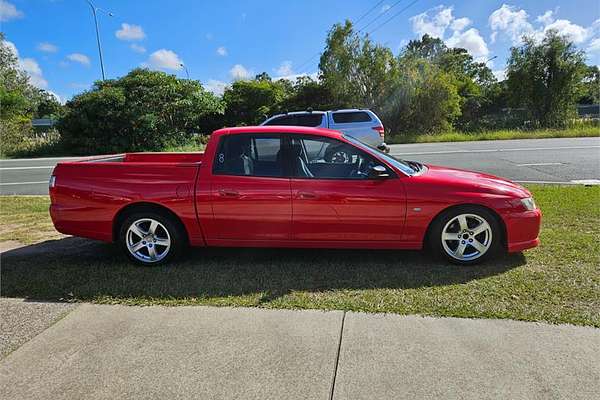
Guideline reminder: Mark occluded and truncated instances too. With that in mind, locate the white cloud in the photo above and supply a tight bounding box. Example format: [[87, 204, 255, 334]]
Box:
[[146, 49, 183, 70], [588, 38, 600, 54], [20, 58, 47, 89], [543, 19, 589, 44], [205, 33, 213, 41], [115, 23, 145, 41], [205, 79, 228, 96], [492, 69, 506, 81], [130, 43, 146, 53], [410, 5, 454, 38], [409, 6, 488, 59], [451, 17, 471, 32], [489, 4, 535, 44], [536, 10, 554, 25], [46, 91, 62, 104], [230, 64, 252, 80], [275, 60, 293, 77], [489, 5, 594, 47], [67, 53, 90, 66], [446, 28, 489, 59], [3, 38, 48, 89], [274, 71, 319, 82], [216, 46, 227, 56], [381, 4, 391, 13], [0, 0, 23, 22], [37, 42, 58, 53]]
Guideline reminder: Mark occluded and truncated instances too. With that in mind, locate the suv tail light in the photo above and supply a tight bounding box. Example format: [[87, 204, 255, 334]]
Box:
[[372, 125, 385, 139]]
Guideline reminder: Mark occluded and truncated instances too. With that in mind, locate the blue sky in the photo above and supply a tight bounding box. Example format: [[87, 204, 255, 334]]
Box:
[[2, 0, 599, 102]]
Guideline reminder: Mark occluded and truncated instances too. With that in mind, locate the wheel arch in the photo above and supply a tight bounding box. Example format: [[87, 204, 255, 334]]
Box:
[[112, 202, 190, 245], [424, 203, 508, 249]]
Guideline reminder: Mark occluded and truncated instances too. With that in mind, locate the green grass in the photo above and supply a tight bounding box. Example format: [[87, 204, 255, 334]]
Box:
[[1, 185, 599, 326], [387, 126, 599, 144], [0, 196, 64, 244]]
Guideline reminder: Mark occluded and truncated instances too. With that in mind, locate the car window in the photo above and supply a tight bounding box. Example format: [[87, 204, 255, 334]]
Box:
[[264, 114, 324, 127], [213, 134, 283, 177], [263, 115, 294, 126], [331, 111, 372, 124], [294, 114, 324, 127], [290, 136, 389, 180]]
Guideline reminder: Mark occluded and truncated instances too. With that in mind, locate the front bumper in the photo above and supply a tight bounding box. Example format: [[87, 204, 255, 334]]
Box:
[[504, 208, 542, 253]]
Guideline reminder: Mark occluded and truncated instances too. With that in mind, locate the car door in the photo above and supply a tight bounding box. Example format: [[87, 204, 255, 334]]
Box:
[[289, 135, 406, 243], [209, 133, 292, 241]]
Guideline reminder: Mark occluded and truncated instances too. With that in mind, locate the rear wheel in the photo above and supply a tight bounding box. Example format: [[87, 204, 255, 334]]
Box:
[[429, 206, 502, 265], [119, 211, 184, 266]]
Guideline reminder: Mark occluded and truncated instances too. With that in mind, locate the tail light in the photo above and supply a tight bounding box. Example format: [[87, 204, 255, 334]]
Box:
[[372, 125, 385, 139]]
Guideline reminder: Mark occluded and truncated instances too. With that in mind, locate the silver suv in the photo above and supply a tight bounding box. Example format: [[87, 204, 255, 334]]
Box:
[[261, 109, 389, 152]]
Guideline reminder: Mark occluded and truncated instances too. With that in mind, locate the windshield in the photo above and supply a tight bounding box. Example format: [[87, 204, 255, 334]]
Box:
[[343, 135, 416, 176]]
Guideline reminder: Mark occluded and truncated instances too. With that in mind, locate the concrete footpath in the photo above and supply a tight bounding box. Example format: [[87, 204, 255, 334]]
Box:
[[1, 303, 599, 400]]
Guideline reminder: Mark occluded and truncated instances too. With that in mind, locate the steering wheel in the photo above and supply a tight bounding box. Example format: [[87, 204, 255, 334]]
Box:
[[349, 157, 372, 179], [324, 146, 351, 163]]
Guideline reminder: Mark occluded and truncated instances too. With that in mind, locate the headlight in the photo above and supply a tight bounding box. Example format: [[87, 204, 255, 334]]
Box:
[[520, 197, 536, 211]]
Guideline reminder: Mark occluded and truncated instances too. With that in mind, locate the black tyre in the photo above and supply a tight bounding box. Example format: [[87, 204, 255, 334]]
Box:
[[428, 206, 503, 265], [118, 211, 185, 266]]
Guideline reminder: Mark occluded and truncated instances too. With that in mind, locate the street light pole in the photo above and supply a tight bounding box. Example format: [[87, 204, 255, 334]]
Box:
[[180, 63, 190, 79], [485, 55, 498, 64], [85, 0, 111, 81]]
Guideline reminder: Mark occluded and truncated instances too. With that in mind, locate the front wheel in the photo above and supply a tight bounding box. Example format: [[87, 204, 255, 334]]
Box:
[[429, 207, 502, 265], [119, 211, 185, 266]]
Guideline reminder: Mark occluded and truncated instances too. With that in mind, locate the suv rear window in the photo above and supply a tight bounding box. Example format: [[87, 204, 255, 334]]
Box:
[[332, 111, 372, 123], [265, 114, 323, 127]]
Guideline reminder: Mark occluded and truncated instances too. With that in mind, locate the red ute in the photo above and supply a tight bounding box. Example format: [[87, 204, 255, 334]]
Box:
[[49, 126, 541, 265]]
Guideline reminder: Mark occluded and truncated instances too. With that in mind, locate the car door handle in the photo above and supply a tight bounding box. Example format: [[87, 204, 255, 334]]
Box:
[[219, 189, 240, 197], [298, 191, 317, 199]]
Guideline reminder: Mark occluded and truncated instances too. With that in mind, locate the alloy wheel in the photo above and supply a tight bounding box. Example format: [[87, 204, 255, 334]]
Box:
[[441, 213, 493, 262]]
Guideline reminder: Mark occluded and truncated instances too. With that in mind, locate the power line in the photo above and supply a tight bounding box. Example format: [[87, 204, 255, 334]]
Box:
[[357, 0, 405, 32], [294, 0, 421, 76], [293, 0, 391, 76], [353, 0, 385, 26], [367, 0, 420, 35]]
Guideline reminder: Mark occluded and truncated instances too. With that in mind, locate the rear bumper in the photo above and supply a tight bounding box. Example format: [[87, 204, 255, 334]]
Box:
[[505, 208, 542, 253]]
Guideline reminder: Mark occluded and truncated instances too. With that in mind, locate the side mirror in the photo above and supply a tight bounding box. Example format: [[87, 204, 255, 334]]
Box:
[[368, 165, 390, 178]]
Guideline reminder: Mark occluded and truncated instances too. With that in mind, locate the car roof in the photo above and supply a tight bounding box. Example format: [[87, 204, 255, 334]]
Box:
[[213, 125, 343, 139]]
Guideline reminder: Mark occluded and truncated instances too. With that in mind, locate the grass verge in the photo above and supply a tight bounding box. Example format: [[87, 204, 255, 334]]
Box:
[[387, 126, 599, 144], [1, 185, 599, 326]]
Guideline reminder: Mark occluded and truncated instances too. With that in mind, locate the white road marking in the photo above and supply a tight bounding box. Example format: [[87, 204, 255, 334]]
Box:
[[391, 145, 600, 156], [514, 180, 600, 185], [0, 181, 48, 186], [0, 166, 54, 171], [570, 179, 600, 185], [0, 156, 80, 162], [516, 162, 563, 166]]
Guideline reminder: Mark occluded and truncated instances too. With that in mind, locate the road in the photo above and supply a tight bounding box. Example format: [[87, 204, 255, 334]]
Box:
[[1, 137, 599, 195]]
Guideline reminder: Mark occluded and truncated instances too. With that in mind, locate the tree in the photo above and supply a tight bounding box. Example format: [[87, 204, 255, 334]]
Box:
[[381, 58, 461, 134], [59, 68, 224, 154], [578, 65, 600, 104], [319, 20, 399, 110], [281, 76, 336, 111], [222, 77, 290, 126], [506, 30, 587, 127]]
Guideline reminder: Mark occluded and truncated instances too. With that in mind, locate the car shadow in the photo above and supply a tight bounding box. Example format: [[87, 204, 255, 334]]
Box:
[[0, 237, 526, 304]]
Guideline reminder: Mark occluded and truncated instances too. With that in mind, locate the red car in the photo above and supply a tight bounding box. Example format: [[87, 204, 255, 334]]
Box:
[[49, 126, 541, 266]]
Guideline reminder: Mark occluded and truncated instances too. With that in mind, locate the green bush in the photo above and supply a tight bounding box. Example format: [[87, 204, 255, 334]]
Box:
[[59, 69, 224, 155]]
